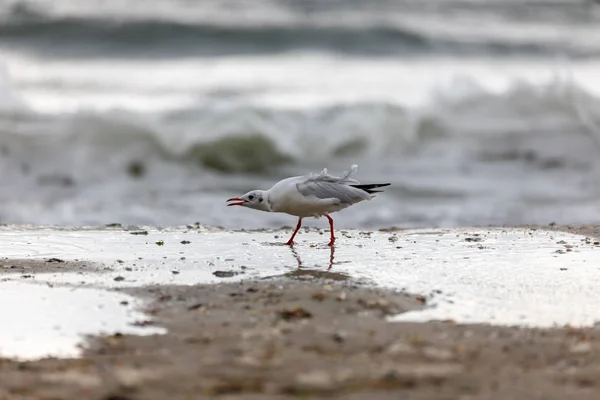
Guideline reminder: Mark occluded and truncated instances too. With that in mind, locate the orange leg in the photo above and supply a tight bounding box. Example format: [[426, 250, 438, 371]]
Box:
[[326, 215, 335, 246], [285, 217, 303, 246]]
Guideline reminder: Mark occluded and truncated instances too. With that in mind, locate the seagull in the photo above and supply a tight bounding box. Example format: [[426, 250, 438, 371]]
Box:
[[226, 165, 390, 246]]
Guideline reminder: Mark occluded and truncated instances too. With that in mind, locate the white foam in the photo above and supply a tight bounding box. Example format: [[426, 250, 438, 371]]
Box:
[[3, 46, 599, 114]]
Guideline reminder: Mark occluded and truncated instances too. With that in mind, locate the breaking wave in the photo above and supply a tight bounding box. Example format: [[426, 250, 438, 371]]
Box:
[[1, 80, 599, 181]]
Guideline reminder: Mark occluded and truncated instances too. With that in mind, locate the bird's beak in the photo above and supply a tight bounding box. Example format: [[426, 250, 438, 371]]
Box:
[[226, 197, 247, 206]]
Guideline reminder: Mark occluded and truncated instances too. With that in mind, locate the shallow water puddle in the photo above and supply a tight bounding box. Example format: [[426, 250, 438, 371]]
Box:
[[0, 281, 165, 360], [0, 226, 599, 354]]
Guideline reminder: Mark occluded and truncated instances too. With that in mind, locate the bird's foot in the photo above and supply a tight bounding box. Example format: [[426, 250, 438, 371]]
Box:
[[285, 240, 295, 246], [327, 239, 335, 247]]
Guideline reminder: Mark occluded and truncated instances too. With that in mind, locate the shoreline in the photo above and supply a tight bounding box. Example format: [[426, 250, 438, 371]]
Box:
[[1, 224, 600, 398]]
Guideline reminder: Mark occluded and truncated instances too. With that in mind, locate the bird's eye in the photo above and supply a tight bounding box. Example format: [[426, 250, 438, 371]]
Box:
[[248, 195, 254, 200]]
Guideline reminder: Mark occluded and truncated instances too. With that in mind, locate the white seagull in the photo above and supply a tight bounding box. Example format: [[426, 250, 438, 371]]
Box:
[[226, 165, 390, 246]]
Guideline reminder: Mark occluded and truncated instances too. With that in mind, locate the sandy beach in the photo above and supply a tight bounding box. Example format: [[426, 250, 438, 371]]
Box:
[[0, 277, 599, 400], [2, 0, 600, 397], [0, 224, 599, 399]]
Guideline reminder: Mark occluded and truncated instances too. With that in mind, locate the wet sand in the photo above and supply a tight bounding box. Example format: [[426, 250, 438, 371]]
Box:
[[1, 279, 599, 399], [1, 224, 600, 399], [0, 258, 97, 274]]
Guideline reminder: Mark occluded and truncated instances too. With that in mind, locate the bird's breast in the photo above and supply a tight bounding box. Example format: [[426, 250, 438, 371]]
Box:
[[271, 192, 348, 218]]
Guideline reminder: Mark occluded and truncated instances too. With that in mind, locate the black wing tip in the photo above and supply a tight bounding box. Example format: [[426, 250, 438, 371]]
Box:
[[351, 183, 391, 194]]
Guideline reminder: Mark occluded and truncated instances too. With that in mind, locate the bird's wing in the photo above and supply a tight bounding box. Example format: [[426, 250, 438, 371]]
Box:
[[296, 164, 371, 204]]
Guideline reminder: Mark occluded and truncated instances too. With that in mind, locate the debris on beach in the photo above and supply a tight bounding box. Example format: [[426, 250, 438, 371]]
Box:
[[213, 270, 238, 278], [130, 230, 149, 236], [278, 307, 313, 321]]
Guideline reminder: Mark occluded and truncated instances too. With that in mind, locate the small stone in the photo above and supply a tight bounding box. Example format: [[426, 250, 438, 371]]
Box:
[[380, 363, 462, 382], [46, 258, 65, 263], [278, 307, 312, 321], [294, 370, 334, 392], [213, 270, 238, 278], [188, 303, 204, 311], [155, 240, 165, 246], [180, 240, 191, 245], [336, 292, 347, 301], [312, 291, 327, 301], [570, 342, 592, 354], [114, 276, 125, 282], [42, 371, 102, 388], [387, 341, 417, 355], [332, 331, 346, 343], [422, 346, 453, 361], [358, 297, 391, 311], [131, 320, 154, 327]]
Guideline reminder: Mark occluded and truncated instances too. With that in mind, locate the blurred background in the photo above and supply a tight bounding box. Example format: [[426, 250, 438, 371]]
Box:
[[0, 0, 600, 229]]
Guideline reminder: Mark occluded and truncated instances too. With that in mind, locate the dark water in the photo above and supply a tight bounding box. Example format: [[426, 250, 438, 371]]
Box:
[[1, 0, 600, 229]]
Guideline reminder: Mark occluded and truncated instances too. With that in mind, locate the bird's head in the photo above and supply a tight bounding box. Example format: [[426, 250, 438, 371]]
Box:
[[226, 190, 270, 211]]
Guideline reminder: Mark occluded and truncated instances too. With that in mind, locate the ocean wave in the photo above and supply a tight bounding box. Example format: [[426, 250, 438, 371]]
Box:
[[1, 80, 599, 181], [1, 79, 600, 228], [0, 5, 594, 58], [0, 103, 413, 176]]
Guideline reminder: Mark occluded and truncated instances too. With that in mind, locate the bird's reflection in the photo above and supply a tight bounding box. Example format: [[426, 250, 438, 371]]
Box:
[[282, 245, 350, 281], [290, 244, 335, 271]]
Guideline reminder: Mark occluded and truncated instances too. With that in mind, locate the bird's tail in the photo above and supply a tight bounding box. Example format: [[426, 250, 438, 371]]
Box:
[[350, 183, 391, 194]]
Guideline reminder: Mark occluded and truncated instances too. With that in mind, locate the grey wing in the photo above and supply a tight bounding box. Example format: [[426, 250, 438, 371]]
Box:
[[296, 180, 371, 205]]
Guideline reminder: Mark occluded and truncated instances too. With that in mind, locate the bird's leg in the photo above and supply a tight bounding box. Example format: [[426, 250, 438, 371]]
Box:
[[326, 215, 335, 246], [285, 217, 303, 246]]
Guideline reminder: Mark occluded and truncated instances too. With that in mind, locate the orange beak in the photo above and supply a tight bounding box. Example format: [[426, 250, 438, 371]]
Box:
[[226, 197, 247, 206]]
